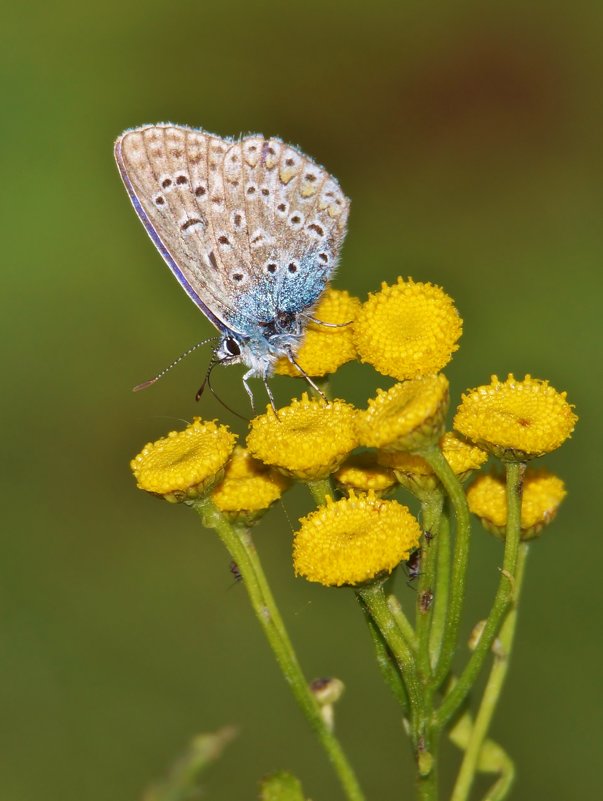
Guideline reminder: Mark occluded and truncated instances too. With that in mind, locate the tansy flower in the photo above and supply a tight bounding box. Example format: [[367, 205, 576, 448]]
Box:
[[353, 277, 462, 380], [131, 418, 236, 503], [467, 469, 567, 540], [211, 447, 291, 525], [334, 452, 397, 496], [274, 288, 360, 377], [378, 432, 488, 494], [356, 375, 449, 452], [454, 374, 577, 461], [293, 491, 422, 586], [247, 393, 358, 480]]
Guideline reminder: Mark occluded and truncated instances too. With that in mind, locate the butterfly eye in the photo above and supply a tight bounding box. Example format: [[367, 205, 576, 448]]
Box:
[[225, 338, 241, 357]]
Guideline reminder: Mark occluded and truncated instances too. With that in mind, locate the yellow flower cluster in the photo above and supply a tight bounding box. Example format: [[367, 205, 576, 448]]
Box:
[[211, 447, 290, 524], [130, 418, 235, 503], [357, 374, 449, 451], [274, 288, 360, 377], [334, 452, 397, 496], [293, 491, 421, 586], [130, 272, 577, 592], [454, 374, 577, 461], [467, 469, 566, 539], [354, 277, 462, 380], [247, 394, 357, 480]]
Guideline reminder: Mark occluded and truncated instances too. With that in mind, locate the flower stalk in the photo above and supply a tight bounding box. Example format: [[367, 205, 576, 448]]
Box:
[[418, 445, 472, 690], [193, 499, 366, 801], [451, 542, 528, 801], [435, 461, 524, 730]]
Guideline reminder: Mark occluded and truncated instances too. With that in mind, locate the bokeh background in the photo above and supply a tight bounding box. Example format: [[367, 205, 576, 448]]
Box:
[[3, 1, 601, 799]]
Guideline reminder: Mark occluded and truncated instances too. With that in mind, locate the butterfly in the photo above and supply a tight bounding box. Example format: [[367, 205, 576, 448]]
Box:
[[114, 123, 350, 406]]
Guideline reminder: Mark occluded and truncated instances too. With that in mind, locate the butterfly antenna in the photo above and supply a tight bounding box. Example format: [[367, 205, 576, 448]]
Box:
[[285, 347, 328, 401], [133, 337, 220, 392], [197, 358, 249, 421]]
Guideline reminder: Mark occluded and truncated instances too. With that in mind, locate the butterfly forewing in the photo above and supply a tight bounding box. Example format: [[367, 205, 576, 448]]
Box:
[[115, 124, 245, 332]]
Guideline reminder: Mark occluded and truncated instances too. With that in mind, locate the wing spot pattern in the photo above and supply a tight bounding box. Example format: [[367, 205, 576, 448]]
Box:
[[307, 222, 324, 237], [181, 217, 205, 232]]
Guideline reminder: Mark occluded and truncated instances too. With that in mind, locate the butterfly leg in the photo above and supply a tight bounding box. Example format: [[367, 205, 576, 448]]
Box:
[[262, 375, 280, 416], [286, 347, 327, 401], [242, 369, 256, 410]]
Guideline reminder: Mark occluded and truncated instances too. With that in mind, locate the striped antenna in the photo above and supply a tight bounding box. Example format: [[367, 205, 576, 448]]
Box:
[[133, 336, 220, 391]]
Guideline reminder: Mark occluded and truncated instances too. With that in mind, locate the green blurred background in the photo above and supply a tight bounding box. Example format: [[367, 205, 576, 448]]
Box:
[[2, 1, 601, 799]]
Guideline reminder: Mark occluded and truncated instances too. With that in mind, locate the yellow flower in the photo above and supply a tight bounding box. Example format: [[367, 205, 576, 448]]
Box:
[[334, 452, 397, 496], [293, 491, 422, 586], [131, 418, 236, 503], [378, 432, 488, 493], [247, 393, 358, 480], [274, 288, 360, 377], [353, 277, 462, 380], [454, 374, 577, 461], [467, 469, 567, 539], [356, 375, 449, 451], [211, 447, 291, 524]]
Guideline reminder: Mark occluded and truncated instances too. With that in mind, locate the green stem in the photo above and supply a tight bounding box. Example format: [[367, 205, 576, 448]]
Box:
[[194, 500, 366, 801], [356, 583, 423, 738], [386, 594, 418, 653], [416, 491, 444, 686], [434, 461, 525, 731], [450, 542, 527, 801], [419, 446, 472, 691], [307, 477, 334, 506], [429, 512, 450, 670], [358, 595, 409, 711]]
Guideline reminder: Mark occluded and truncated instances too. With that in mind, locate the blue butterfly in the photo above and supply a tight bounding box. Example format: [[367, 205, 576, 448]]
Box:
[[114, 124, 350, 406]]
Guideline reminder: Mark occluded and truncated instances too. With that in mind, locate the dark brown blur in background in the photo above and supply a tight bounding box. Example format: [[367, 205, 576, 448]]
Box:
[[2, 2, 601, 799]]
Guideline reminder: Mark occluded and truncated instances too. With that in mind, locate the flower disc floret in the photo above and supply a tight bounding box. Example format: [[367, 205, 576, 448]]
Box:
[[274, 288, 360, 377], [293, 491, 422, 586], [467, 469, 567, 539], [354, 277, 462, 380], [454, 374, 577, 461], [131, 418, 236, 502], [247, 394, 358, 480], [334, 452, 397, 495], [357, 375, 449, 451], [211, 447, 291, 524]]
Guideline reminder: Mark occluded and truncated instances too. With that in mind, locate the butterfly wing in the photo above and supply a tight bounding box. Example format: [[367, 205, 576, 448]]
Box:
[[115, 124, 246, 334], [115, 124, 350, 340], [221, 135, 350, 319]]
